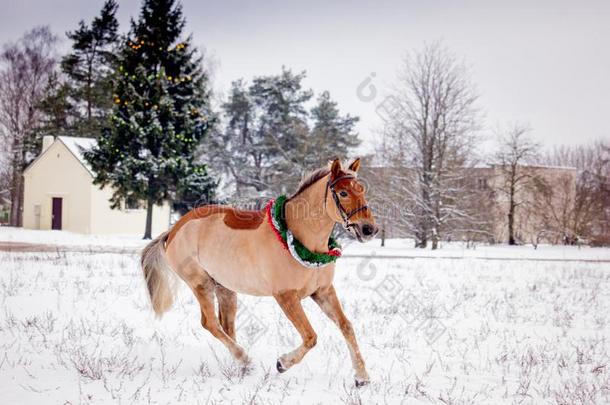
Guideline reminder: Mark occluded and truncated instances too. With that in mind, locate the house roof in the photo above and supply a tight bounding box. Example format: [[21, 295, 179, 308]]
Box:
[[24, 136, 97, 177], [57, 136, 96, 175]]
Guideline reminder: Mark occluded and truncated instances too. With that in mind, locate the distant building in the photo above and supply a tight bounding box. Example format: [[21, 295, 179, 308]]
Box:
[[471, 164, 577, 244], [361, 164, 578, 245], [22, 136, 171, 235]]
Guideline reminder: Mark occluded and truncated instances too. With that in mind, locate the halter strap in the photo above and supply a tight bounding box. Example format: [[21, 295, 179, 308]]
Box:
[[325, 174, 368, 228]]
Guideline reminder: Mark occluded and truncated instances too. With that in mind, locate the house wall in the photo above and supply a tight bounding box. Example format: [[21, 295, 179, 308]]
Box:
[[89, 185, 171, 236], [23, 141, 92, 233]]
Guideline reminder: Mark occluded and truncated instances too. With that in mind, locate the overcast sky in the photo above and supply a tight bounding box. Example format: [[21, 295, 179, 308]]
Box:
[[2, 0, 609, 153]]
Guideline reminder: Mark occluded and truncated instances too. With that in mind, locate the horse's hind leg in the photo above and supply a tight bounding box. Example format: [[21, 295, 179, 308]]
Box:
[[215, 284, 237, 340], [274, 290, 317, 373], [192, 275, 248, 363], [164, 239, 246, 362]]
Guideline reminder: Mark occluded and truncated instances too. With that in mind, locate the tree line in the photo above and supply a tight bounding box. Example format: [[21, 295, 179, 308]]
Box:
[[0, 0, 359, 238], [0, 2, 607, 244], [373, 43, 609, 248]]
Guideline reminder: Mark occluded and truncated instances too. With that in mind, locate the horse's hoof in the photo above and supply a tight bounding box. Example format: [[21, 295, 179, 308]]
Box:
[[276, 359, 287, 373], [355, 378, 370, 388]]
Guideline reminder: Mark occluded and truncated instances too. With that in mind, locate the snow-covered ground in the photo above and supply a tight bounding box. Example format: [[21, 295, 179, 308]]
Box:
[[0, 227, 147, 248], [344, 238, 610, 261], [2, 226, 610, 261], [0, 229, 609, 404]]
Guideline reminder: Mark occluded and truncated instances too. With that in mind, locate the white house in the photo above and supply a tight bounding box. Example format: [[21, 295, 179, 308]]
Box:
[[23, 136, 171, 235]]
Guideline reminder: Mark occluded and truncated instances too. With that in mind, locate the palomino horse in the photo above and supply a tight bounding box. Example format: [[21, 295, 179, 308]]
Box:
[[141, 158, 379, 387]]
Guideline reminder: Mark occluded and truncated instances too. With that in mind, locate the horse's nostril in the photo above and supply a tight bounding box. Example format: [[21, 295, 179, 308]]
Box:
[[362, 224, 374, 236]]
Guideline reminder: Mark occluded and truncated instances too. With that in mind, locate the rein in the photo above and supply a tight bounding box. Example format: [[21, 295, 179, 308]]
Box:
[[325, 174, 368, 230]]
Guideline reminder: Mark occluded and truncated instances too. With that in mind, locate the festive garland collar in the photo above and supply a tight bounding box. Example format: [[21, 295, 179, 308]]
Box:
[[266, 195, 341, 269]]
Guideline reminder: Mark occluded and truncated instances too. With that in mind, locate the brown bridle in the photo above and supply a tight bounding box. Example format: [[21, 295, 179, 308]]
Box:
[[325, 174, 369, 229]]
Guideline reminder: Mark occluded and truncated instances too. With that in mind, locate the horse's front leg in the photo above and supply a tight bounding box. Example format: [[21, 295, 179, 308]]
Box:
[[311, 284, 370, 387], [274, 290, 317, 373]]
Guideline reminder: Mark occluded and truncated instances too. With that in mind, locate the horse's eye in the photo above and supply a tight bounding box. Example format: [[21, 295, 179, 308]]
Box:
[[339, 190, 348, 198]]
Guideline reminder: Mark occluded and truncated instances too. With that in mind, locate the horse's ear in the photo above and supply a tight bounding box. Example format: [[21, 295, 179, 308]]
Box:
[[348, 157, 361, 173], [330, 158, 342, 178]]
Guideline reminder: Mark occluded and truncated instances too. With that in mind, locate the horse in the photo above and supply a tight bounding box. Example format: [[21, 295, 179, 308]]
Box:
[[140, 158, 379, 387]]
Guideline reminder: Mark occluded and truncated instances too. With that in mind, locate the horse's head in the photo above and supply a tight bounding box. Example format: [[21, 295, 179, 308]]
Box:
[[326, 158, 379, 242]]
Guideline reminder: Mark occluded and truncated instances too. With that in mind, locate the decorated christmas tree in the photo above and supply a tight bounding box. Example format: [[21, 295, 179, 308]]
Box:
[[85, 0, 216, 238]]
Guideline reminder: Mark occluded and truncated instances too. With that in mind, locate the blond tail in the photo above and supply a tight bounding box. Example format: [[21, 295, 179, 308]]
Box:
[[141, 231, 178, 317]]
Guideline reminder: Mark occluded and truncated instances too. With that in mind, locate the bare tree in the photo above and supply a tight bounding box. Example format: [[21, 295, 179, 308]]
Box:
[[541, 140, 610, 245], [377, 42, 480, 249], [0, 147, 10, 223], [0, 27, 57, 226], [529, 172, 577, 246], [494, 124, 539, 245]]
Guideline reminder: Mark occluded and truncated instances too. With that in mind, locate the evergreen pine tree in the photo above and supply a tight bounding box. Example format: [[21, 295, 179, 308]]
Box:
[[36, 72, 77, 139], [61, 0, 119, 137], [250, 68, 312, 158], [309, 91, 360, 166], [85, 0, 216, 238], [208, 68, 361, 201], [207, 79, 256, 196]]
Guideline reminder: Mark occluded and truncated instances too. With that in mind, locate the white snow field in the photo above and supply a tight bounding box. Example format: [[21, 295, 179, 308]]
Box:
[[0, 229, 609, 404]]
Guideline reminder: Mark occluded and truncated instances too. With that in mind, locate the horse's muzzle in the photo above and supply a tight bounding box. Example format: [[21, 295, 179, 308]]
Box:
[[351, 222, 379, 242]]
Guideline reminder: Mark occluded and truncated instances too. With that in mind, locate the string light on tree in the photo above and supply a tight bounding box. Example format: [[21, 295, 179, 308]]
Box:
[[84, 0, 217, 239]]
